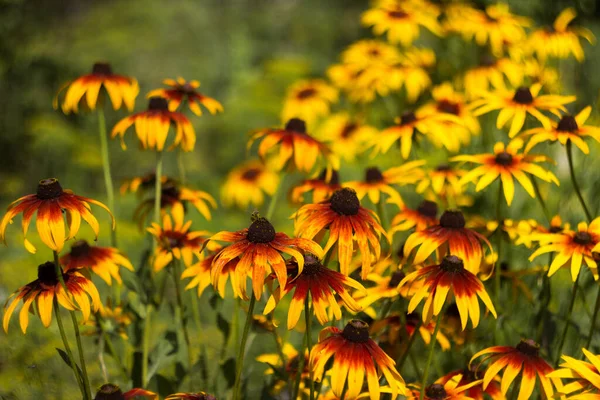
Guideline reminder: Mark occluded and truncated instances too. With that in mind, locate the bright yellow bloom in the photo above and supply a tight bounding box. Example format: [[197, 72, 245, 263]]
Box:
[[548, 348, 600, 397], [462, 57, 523, 100], [147, 77, 223, 116], [281, 79, 338, 125], [291, 169, 342, 205], [60, 240, 133, 285], [316, 113, 377, 162], [221, 160, 279, 209]]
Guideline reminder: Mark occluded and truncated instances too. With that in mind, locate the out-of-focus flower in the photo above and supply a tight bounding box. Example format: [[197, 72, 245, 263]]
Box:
[[462, 57, 523, 100], [184, 244, 239, 299], [165, 392, 216, 400], [112, 97, 196, 151], [94, 384, 157, 400], [405, 373, 483, 399], [515, 215, 568, 248], [60, 240, 133, 285], [221, 159, 279, 209], [257, 342, 310, 396], [415, 164, 466, 198], [120, 173, 176, 196], [147, 77, 223, 116], [523, 59, 561, 93], [436, 366, 504, 400], [371, 312, 450, 353], [281, 79, 338, 125], [54, 62, 139, 113], [0, 178, 113, 254], [291, 169, 342, 204], [3, 261, 101, 334], [547, 348, 600, 397], [389, 200, 439, 236], [86, 302, 132, 340], [356, 270, 423, 310], [316, 113, 377, 162], [340, 40, 401, 68], [452, 140, 559, 206], [294, 188, 387, 279]]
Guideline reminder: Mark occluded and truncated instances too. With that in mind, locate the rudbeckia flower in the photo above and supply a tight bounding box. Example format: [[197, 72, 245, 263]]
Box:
[[182, 244, 239, 299], [468, 84, 576, 138], [462, 57, 523, 100], [147, 209, 208, 272], [361, 0, 442, 47], [281, 79, 338, 125], [403, 210, 491, 274], [291, 169, 342, 204], [0, 178, 113, 254], [316, 113, 377, 162], [415, 164, 466, 198], [528, 8, 595, 62], [294, 188, 387, 279], [529, 219, 600, 281], [340, 40, 401, 68], [521, 107, 600, 154], [147, 77, 223, 116], [248, 118, 338, 173], [3, 261, 101, 333], [470, 339, 560, 400], [120, 173, 175, 196], [356, 270, 424, 311], [60, 240, 133, 285], [310, 320, 406, 400], [165, 392, 216, 400], [208, 215, 323, 300], [437, 365, 504, 400], [399, 255, 497, 329], [405, 373, 483, 399], [514, 215, 568, 248], [54, 62, 139, 113], [257, 342, 310, 394], [452, 140, 559, 206], [111, 97, 196, 151], [94, 383, 157, 400], [221, 159, 279, 209], [523, 58, 561, 94], [264, 254, 364, 329], [547, 348, 600, 397], [389, 200, 439, 235], [85, 302, 132, 340]]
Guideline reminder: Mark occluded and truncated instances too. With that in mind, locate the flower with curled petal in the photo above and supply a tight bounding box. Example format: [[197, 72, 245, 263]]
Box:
[[547, 348, 600, 397]]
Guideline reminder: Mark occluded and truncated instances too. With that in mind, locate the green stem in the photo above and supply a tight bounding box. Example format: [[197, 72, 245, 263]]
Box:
[[494, 181, 504, 309], [97, 108, 117, 248], [103, 332, 129, 381], [142, 304, 152, 386], [396, 320, 421, 372], [190, 290, 208, 386], [172, 260, 194, 377], [305, 296, 315, 400], [266, 172, 286, 221], [567, 141, 592, 223], [154, 150, 164, 228], [554, 273, 580, 366], [233, 295, 256, 400], [531, 176, 551, 224], [177, 149, 187, 185], [585, 285, 600, 350], [53, 297, 85, 396], [419, 313, 442, 400], [70, 310, 92, 400], [292, 334, 308, 400]]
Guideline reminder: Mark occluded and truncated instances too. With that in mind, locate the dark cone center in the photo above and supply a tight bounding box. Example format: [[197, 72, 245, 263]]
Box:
[[365, 167, 384, 183], [495, 152, 513, 166], [574, 231, 592, 245], [388, 271, 405, 288], [296, 88, 317, 99], [241, 168, 261, 181], [342, 319, 370, 343], [148, 97, 169, 111], [557, 115, 579, 132], [435, 164, 452, 172], [285, 118, 307, 134], [437, 100, 461, 115], [330, 188, 360, 216], [92, 62, 113, 76], [247, 217, 276, 243], [37, 262, 60, 286], [301, 254, 323, 276], [440, 210, 465, 229], [400, 111, 417, 126], [179, 82, 196, 94], [549, 225, 563, 233], [341, 123, 358, 138], [70, 240, 91, 257], [94, 383, 125, 400], [440, 255, 464, 272], [425, 384, 447, 399], [37, 178, 63, 200], [462, 365, 479, 382], [516, 339, 540, 357], [161, 183, 180, 201], [512, 87, 534, 105], [418, 200, 438, 218], [388, 10, 408, 19]]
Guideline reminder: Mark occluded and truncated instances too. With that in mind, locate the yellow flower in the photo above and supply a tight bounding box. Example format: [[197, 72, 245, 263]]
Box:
[[462, 56, 523, 100], [147, 77, 223, 116], [316, 113, 376, 162], [281, 79, 338, 125], [221, 160, 279, 209], [548, 348, 600, 397]]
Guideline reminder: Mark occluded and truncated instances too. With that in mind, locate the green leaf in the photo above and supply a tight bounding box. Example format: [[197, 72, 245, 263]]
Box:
[[217, 312, 230, 341], [55, 348, 84, 383], [221, 357, 236, 388]]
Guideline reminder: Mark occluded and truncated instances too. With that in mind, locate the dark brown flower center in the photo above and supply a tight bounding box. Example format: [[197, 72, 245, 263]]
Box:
[[148, 97, 169, 111], [241, 168, 261, 181], [330, 188, 360, 216], [37, 178, 63, 200], [247, 217, 276, 243], [179, 82, 196, 94], [549, 226, 563, 233], [462, 366, 480, 382], [94, 383, 125, 400], [342, 319, 370, 343], [440, 210, 465, 229], [437, 100, 461, 115], [365, 167, 384, 183], [388, 271, 405, 288], [400, 111, 417, 126], [440, 255, 464, 272], [516, 339, 540, 357], [37, 261, 59, 286], [388, 10, 408, 19], [418, 201, 438, 218], [163, 232, 185, 249], [70, 240, 91, 258], [301, 254, 323, 276], [425, 383, 447, 399], [341, 123, 358, 138], [512, 87, 534, 105], [285, 118, 307, 134], [435, 164, 452, 172], [557, 115, 579, 132], [92, 62, 113, 76], [161, 183, 180, 201], [495, 151, 513, 166], [296, 88, 317, 99], [574, 231, 592, 245]]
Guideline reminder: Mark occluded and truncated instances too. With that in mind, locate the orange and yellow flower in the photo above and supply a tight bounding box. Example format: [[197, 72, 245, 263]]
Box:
[[60, 240, 133, 285], [389, 200, 439, 236], [94, 384, 157, 400], [310, 320, 406, 400], [111, 97, 196, 151], [405, 373, 483, 399], [182, 244, 239, 299], [120, 173, 175, 196], [281, 79, 338, 125], [316, 113, 377, 162], [415, 164, 466, 198], [0, 178, 113, 254], [221, 159, 279, 209], [462, 57, 523, 100], [3, 261, 101, 333], [356, 270, 424, 311], [256, 342, 310, 396], [54, 62, 139, 113], [291, 169, 342, 204], [437, 366, 504, 400], [165, 392, 216, 400], [548, 348, 600, 397], [452, 140, 559, 206], [147, 77, 223, 116]]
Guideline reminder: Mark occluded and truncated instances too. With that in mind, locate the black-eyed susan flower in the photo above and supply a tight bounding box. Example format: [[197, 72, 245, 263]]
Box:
[[437, 365, 504, 400], [470, 339, 560, 400], [208, 215, 323, 300], [515, 215, 568, 248], [310, 320, 406, 400], [85, 302, 132, 340], [405, 373, 483, 399], [355, 270, 422, 310], [523, 58, 561, 94], [147, 209, 208, 272], [415, 164, 466, 201], [468, 84, 576, 138], [248, 118, 338, 173], [147, 77, 223, 116], [522, 107, 600, 154], [294, 188, 387, 279], [529, 219, 600, 281], [120, 173, 175, 196], [165, 392, 216, 400], [184, 244, 239, 299], [403, 210, 491, 274], [528, 8, 595, 62], [111, 97, 196, 152], [54, 62, 139, 114], [0, 178, 113, 254], [3, 261, 101, 333], [389, 200, 439, 236], [221, 159, 279, 209], [340, 40, 401, 68], [281, 79, 338, 125], [94, 383, 157, 400], [60, 240, 133, 285], [452, 140, 559, 206], [316, 113, 377, 162], [547, 348, 600, 396], [361, 0, 442, 47], [462, 57, 523, 100], [290, 169, 342, 204], [399, 255, 496, 329]]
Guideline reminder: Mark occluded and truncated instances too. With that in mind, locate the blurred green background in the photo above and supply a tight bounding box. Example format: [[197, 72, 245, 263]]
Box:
[[2, 0, 600, 399]]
